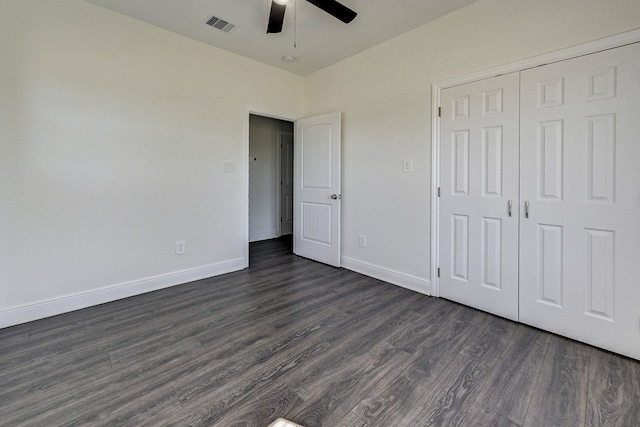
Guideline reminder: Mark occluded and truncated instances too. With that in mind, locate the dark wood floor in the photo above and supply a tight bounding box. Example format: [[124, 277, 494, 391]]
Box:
[[1, 237, 639, 426]]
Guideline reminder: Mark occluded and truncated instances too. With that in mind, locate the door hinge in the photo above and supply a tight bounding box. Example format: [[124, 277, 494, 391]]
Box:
[[438, 107, 442, 117], [437, 187, 441, 197], [437, 267, 440, 278]]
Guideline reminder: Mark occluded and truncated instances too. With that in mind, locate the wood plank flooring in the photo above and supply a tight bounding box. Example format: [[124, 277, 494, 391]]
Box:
[[1, 237, 639, 426]]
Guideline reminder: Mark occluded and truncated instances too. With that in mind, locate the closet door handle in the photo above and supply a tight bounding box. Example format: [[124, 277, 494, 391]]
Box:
[[508, 200, 512, 217], [524, 201, 530, 218]]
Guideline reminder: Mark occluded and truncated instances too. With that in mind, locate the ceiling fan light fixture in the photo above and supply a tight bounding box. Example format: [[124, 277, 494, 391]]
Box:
[[273, 0, 294, 5]]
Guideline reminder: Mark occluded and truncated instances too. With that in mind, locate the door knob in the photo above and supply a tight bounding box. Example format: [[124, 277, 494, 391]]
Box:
[[330, 194, 341, 200]]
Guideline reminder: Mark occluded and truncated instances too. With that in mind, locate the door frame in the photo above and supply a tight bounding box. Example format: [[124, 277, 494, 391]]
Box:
[[431, 29, 640, 297], [244, 107, 299, 268]]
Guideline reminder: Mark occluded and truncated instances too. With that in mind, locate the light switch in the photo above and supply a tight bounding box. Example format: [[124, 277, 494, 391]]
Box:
[[224, 161, 235, 172], [403, 159, 413, 173]]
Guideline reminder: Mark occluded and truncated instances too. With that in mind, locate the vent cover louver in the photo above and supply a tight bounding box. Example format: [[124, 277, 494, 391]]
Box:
[[205, 15, 236, 33]]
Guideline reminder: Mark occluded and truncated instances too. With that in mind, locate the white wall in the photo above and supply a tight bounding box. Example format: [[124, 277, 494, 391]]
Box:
[[304, 0, 640, 293], [248, 115, 293, 242], [0, 0, 303, 325], [3, 0, 640, 326]]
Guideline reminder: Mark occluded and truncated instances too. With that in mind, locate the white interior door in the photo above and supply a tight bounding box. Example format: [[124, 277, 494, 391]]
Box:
[[279, 131, 294, 236], [439, 73, 520, 321], [294, 112, 341, 267], [519, 42, 640, 360]]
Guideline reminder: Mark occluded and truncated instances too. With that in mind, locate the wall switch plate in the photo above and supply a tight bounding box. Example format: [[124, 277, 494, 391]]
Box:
[[403, 159, 413, 173], [358, 235, 367, 248], [175, 240, 186, 255], [224, 162, 235, 172]]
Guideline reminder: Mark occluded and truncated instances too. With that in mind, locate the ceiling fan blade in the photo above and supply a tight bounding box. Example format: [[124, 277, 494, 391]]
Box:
[[306, 0, 357, 24], [267, 1, 287, 33]]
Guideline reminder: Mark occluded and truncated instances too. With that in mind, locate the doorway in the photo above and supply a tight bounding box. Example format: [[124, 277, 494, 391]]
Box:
[[248, 114, 294, 246], [245, 110, 343, 268]]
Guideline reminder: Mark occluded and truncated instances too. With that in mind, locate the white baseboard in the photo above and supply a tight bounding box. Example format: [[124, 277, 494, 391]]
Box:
[[0, 258, 245, 329], [341, 256, 431, 296], [249, 229, 280, 242]]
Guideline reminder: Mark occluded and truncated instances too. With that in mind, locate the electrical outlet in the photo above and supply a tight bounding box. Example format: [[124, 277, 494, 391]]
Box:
[[175, 240, 186, 255], [358, 235, 367, 248]]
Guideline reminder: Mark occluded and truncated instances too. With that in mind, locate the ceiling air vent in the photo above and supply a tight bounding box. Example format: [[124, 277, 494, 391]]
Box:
[[205, 15, 236, 33]]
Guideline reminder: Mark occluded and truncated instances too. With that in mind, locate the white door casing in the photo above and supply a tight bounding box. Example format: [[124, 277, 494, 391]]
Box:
[[279, 131, 294, 236], [519, 43, 640, 360], [439, 73, 520, 321], [294, 112, 341, 267]]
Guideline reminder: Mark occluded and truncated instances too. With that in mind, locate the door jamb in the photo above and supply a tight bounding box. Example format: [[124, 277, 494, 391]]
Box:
[[431, 29, 640, 297]]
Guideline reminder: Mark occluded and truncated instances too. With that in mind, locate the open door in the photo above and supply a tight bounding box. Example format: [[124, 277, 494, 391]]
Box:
[[294, 112, 341, 267]]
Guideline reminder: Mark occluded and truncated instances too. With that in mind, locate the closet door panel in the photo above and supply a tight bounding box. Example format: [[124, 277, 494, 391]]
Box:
[[440, 73, 520, 321], [519, 42, 640, 360]]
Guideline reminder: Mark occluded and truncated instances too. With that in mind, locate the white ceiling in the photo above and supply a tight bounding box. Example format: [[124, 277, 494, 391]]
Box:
[[85, 0, 479, 76]]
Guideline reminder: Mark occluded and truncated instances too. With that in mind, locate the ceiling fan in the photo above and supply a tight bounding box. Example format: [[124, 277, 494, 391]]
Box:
[[267, 0, 357, 34]]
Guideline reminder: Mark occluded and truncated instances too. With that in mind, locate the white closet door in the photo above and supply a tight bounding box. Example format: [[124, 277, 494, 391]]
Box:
[[440, 73, 520, 321], [519, 43, 640, 360]]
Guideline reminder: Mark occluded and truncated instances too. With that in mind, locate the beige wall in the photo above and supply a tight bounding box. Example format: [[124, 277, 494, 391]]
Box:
[[304, 0, 640, 287], [0, 0, 303, 318]]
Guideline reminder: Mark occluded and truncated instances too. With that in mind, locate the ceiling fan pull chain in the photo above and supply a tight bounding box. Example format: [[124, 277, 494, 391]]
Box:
[[294, 0, 297, 48]]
